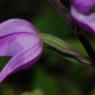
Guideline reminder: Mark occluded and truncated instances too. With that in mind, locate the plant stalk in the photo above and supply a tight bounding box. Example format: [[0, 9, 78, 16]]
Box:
[[48, 0, 95, 65]]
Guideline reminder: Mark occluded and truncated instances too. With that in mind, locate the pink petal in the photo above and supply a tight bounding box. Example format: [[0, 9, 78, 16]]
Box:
[[0, 18, 39, 37]]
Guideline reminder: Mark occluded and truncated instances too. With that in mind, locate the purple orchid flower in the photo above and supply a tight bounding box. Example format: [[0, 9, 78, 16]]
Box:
[[0, 19, 43, 82], [71, 0, 95, 34]]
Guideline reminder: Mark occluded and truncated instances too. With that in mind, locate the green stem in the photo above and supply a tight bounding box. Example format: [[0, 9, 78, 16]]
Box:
[[48, 0, 71, 25]]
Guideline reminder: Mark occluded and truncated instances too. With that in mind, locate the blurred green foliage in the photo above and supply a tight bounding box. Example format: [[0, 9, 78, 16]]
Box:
[[22, 89, 43, 95]]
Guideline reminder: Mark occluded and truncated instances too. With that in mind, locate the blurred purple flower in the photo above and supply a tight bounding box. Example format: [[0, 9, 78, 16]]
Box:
[[0, 19, 43, 82], [71, 0, 95, 34]]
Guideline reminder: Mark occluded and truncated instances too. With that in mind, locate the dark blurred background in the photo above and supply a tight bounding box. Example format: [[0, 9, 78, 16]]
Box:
[[0, 0, 95, 95]]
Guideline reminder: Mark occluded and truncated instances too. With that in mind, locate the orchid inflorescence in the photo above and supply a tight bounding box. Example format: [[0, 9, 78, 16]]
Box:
[[0, 0, 95, 83]]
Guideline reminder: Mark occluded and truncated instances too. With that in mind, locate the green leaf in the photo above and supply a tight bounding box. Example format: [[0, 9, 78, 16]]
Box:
[[41, 33, 90, 64]]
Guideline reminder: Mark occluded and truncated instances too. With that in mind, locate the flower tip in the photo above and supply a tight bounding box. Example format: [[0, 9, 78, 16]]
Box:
[[71, 0, 95, 14]]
